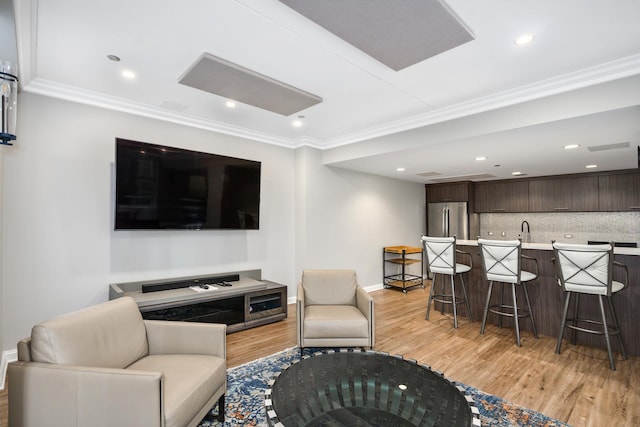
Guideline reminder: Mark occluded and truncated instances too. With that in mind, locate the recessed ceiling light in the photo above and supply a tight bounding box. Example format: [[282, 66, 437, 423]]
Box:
[[564, 144, 580, 149], [512, 171, 526, 176], [225, 100, 237, 109], [515, 34, 535, 46], [292, 115, 305, 127], [475, 156, 487, 161], [121, 70, 136, 79], [586, 164, 598, 169], [107, 54, 121, 62], [396, 167, 405, 172]]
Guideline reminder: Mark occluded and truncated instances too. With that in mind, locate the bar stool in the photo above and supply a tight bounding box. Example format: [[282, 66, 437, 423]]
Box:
[[552, 242, 628, 370], [478, 239, 539, 346], [421, 236, 473, 328]]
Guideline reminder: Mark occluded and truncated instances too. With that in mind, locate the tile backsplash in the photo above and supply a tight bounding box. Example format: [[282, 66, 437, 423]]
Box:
[[479, 212, 640, 245]]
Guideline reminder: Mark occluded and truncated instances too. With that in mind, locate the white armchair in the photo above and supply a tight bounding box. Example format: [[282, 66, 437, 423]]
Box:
[[297, 269, 374, 348], [8, 296, 226, 427]]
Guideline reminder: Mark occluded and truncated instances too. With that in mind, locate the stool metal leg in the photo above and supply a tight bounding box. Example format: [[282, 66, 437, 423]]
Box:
[[571, 293, 580, 345], [480, 281, 494, 335], [607, 296, 627, 360], [450, 275, 458, 329], [512, 283, 521, 347], [522, 282, 538, 339], [499, 282, 505, 328], [556, 292, 572, 354], [426, 274, 436, 320], [460, 274, 473, 322], [598, 295, 616, 370], [439, 275, 445, 314]]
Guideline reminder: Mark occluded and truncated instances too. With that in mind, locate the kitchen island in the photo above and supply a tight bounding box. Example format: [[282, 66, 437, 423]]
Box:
[[446, 240, 640, 356]]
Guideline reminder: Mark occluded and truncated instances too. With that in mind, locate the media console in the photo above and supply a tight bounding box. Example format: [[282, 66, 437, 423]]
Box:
[[109, 269, 287, 333]]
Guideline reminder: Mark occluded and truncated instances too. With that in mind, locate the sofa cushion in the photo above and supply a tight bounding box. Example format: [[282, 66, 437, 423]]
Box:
[[128, 354, 226, 427], [302, 269, 357, 306], [30, 297, 148, 368], [303, 305, 369, 338]]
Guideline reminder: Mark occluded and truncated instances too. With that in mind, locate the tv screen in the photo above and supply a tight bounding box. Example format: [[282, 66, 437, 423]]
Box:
[[115, 138, 261, 230]]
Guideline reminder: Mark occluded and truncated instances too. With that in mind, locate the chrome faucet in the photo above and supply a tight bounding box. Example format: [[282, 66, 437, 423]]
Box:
[[520, 220, 531, 243]]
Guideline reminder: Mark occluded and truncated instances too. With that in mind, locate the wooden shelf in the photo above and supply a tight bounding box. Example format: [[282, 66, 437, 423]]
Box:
[[384, 245, 422, 254], [386, 258, 422, 265]]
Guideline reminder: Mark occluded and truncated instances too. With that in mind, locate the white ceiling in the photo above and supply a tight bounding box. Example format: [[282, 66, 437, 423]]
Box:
[[11, 0, 640, 182]]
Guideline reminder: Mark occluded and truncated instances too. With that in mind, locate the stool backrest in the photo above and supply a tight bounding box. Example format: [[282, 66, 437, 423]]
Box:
[[552, 242, 614, 296], [422, 236, 457, 275], [477, 239, 522, 284]]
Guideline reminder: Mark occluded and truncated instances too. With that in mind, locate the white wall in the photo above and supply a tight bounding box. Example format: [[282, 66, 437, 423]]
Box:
[[295, 146, 425, 286], [1, 93, 426, 352], [1, 93, 297, 351]]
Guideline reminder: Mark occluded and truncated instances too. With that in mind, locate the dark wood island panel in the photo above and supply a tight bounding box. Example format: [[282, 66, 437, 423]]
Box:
[[444, 244, 640, 356]]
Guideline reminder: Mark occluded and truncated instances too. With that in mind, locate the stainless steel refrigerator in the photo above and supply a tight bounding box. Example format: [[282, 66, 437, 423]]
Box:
[[427, 202, 469, 239]]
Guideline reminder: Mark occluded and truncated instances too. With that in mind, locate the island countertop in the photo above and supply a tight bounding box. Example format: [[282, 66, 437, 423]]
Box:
[[456, 239, 640, 255]]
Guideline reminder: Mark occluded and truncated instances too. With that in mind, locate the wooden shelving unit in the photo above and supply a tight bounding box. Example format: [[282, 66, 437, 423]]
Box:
[[383, 245, 424, 293]]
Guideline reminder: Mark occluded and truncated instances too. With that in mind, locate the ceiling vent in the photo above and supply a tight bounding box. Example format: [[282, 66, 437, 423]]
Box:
[[416, 171, 443, 177], [179, 53, 322, 116], [587, 141, 630, 152], [429, 173, 496, 183], [279, 0, 474, 71]]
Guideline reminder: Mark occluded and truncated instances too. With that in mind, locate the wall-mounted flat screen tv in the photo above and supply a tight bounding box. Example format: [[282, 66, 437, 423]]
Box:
[[115, 138, 261, 230]]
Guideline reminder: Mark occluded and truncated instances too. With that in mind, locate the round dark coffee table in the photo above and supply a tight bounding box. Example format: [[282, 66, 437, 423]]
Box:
[[264, 349, 480, 427]]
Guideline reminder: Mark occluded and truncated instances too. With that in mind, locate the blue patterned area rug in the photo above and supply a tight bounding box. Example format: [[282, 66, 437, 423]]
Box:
[[198, 347, 570, 427]]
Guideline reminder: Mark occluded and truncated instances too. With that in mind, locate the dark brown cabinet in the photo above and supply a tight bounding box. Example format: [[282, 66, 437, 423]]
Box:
[[598, 171, 640, 211], [474, 180, 529, 212], [426, 182, 470, 202], [529, 176, 598, 212], [436, 169, 638, 214]]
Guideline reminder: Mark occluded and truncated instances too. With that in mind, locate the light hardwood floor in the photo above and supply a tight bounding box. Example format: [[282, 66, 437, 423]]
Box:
[[2, 286, 638, 426]]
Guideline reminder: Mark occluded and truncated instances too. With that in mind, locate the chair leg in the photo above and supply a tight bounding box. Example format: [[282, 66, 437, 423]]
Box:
[[498, 282, 505, 328], [522, 282, 538, 339], [451, 275, 458, 329], [480, 281, 494, 335], [440, 274, 446, 315], [599, 295, 616, 370], [460, 274, 473, 322], [556, 292, 572, 354], [512, 283, 521, 347], [217, 394, 225, 422], [607, 296, 628, 360], [571, 293, 580, 345], [426, 274, 436, 320]]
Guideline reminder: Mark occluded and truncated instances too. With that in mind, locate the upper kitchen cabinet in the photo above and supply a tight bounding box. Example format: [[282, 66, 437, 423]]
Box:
[[529, 176, 599, 212], [474, 180, 529, 212], [425, 182, 471, 202], [598, 171, 640, 211]]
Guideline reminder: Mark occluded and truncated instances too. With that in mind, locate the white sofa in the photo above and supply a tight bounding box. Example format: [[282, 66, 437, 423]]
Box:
[[8, 296, 227, 427]]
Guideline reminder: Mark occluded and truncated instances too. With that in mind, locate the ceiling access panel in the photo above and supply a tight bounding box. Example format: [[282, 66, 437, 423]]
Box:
[[279, 0, 475, 71], [179, 53, 322, 116]]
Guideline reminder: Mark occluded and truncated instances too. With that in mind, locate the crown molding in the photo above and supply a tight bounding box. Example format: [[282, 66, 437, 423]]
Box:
[[13, 0, 640, 152], [322, 53, 640, 149], [13, 0, 38, 86], [23, 78, 306, 148]]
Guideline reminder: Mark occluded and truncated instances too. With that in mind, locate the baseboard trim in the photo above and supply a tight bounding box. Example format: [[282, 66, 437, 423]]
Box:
[[1, 349, 18, 390]]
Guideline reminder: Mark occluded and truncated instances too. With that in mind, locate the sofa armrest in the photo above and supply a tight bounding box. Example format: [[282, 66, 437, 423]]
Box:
[[356, 286, 375, 345], [296, 283, 305, 346], [8, 361, 164, 427], [144, 320, 226, 358]]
